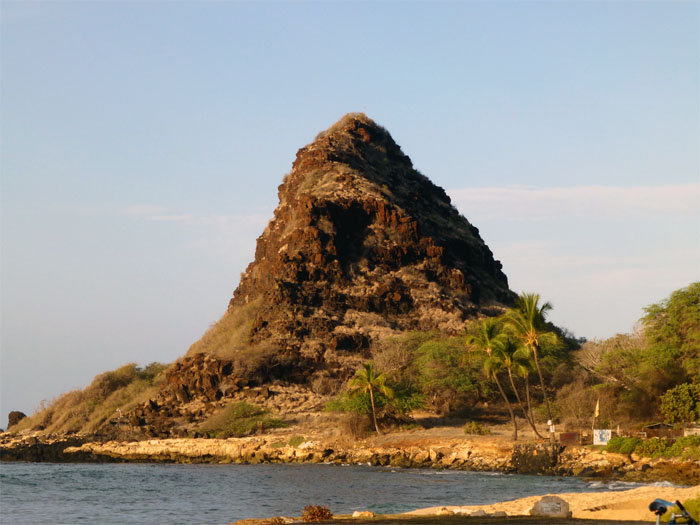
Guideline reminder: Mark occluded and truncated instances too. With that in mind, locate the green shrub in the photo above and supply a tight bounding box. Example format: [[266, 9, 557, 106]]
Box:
[[605, 436, 641, 455], [198, 402, 286, 438], [664, 436, 700, 459], [608, 436, 700, 459], [633, 437, 670, 458], [464, 421, 490, 435], [288, 436, 305, 447]]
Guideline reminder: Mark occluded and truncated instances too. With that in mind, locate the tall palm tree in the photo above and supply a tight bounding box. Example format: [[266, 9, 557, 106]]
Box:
[[467, 318, 518, 440], [348, 361, 394, 436], [483, 351, 518, 440], [499, 338, 546, 439], [505, 292, 559, 423]]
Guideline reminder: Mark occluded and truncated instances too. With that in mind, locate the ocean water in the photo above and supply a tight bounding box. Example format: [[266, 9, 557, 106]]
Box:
[[0, 462, 661, 524]]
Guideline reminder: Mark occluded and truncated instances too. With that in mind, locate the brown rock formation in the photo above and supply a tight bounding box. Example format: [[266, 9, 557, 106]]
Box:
[[7, 411, 27, 429], [186, 113, 514, 384], [102, 114, 515, 437]]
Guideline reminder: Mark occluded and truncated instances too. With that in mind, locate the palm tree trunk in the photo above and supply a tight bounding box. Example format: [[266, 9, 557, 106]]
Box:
[[524, 375, 545, 439], [508, 368, 545, 440], [369, 387, 381, 435], [531, 344, 553, 421], [493, 373, 517, 440]]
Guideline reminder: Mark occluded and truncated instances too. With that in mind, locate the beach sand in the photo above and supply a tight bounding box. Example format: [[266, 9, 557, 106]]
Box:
[[232, 485, 699, 524], [404, 485, 699, 522]]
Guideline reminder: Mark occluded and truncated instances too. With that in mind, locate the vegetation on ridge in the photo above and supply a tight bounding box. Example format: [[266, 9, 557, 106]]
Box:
[[328, 283, 698, 437], [11, 362, 168, 434], [8, 283, 697, 440]]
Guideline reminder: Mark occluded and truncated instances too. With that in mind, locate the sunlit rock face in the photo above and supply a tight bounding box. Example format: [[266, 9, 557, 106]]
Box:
[[185, 113, 514, 386]]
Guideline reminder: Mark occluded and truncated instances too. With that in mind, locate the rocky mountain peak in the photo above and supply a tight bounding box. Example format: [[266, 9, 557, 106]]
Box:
[[186, 113, 515, 385]]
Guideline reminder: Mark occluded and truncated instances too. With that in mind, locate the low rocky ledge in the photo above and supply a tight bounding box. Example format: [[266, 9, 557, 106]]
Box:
[[0, 434, 125, 463], [2, 433, 697, 485]]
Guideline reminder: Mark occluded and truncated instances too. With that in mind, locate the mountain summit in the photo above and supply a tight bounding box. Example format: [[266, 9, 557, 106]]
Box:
[[186, 113, 514, 384]]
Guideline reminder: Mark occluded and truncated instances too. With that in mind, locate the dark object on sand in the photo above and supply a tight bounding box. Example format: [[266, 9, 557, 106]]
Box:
[[649, 498, 697, 525]]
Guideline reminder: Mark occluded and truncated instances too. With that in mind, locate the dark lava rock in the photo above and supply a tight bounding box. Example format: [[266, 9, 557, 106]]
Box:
[[186, 113, 515, 383], [7, 411, 27, 429]]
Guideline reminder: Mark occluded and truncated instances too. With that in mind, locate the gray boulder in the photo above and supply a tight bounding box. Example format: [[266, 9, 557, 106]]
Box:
[[529, 496, 572, 518]]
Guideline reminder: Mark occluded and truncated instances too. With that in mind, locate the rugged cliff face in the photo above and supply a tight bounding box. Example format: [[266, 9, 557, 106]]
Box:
[[185, 113, 514, 385]]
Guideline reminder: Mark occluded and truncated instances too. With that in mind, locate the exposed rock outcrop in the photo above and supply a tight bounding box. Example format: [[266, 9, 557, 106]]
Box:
[[7, 411, 26, 429], [187, 113, 514, 383], [106, 114, 516, 438]]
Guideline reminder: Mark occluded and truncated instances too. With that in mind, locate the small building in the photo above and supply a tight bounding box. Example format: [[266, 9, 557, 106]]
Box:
[[644, 423, 681, 439]]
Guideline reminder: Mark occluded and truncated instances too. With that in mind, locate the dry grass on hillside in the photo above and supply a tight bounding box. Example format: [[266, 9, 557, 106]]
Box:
[[185, 299, 262, 360], [12, 363, 168, 434]]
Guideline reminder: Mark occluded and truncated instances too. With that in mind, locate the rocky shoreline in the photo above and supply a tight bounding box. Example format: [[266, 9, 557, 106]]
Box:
[[1, 432, 697, 486]]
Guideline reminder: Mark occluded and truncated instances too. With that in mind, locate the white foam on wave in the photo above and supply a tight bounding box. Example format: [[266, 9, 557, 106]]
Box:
[[586, 479, 682, 491]]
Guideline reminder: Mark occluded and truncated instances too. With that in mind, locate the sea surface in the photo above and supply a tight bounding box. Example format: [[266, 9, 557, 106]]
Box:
[[0, 462, 667, 524]]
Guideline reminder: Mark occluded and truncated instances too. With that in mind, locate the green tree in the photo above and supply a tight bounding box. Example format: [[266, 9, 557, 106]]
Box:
[[484, 349, 518, 440], [643, 282, 700, 382], [466, 317, 506, 357], [505, 292, 559, 423], [348, 361, 394, 435], [499, 339, 546, 439], [414, 338, 482, 413], [467, 318, 518, 440], [660, 383, 700, 424]]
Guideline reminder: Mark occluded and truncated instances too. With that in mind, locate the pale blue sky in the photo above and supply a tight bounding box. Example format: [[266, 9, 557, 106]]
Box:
[[2, 1, 698, 421]]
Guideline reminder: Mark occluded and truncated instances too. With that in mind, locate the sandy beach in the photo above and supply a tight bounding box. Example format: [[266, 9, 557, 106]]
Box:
[[404, 485, 699, 522]]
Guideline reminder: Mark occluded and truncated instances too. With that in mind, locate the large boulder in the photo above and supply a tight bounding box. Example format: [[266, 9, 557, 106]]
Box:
[[529, 496, 572, 518], [7, 411, 27, 429]]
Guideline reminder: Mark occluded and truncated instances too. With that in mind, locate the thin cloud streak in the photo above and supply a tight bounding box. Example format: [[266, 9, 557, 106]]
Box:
[[120, 203, 272, 262], [448, 183, 700, 221]]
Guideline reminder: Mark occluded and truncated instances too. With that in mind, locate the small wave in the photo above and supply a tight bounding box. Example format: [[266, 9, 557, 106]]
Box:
[[587, 480, 647, 491], [587, 479, 683, 491], [650, 480, 680, 487]]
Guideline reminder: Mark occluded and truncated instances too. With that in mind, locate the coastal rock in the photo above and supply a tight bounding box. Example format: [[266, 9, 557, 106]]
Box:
[[7, 411, 26, 429], [511, 443, 560, 474], [529, 496, 572, 518]]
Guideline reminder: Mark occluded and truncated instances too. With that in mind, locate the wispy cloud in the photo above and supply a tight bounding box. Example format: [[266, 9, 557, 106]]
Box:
[[448, 183, 700, 221], [120, 204, 271, 261]]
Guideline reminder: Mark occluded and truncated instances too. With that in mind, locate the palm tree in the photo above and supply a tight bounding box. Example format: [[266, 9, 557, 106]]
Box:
[[467, 318, 518, 440], [499, 338, 546, 440], [348, 361, 394, 436], [483, 350, 518, 440], [465, 317, 505, 357], [505, 292, 559, 424]]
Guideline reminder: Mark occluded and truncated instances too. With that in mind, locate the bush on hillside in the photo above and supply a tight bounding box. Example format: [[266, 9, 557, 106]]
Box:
[[197, 402, 286, 438], [606, 436, 700, 459]]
